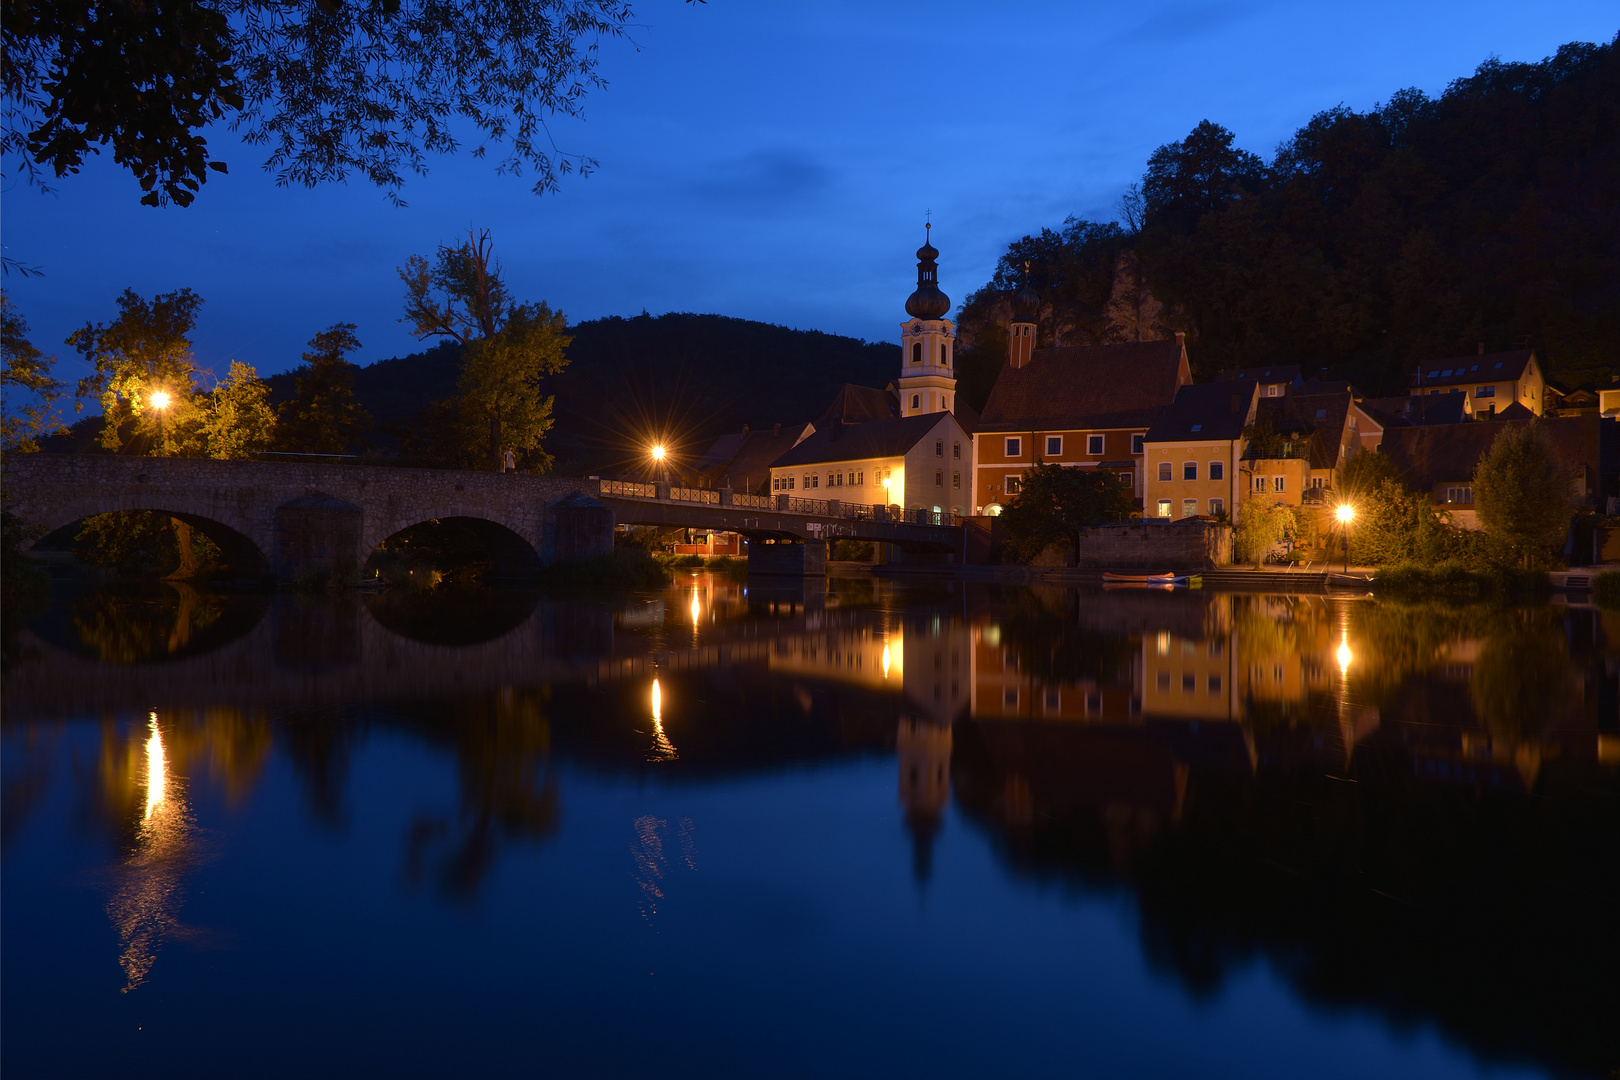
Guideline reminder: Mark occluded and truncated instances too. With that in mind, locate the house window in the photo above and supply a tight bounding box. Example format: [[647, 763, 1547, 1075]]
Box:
[[1209, 497, 1224, 518], [1265, 385, 1280, 397], [1210, 461, 1223, 481], [934, 470, 943, 486], [1272, 476, 1286, 493], [1182, 499, 1197, 518], [772, 478, 780, 491], [935, 440, 944, 457], [911, 394, 921, 409], [1208, 674, 1222, 694], [911, 343, 922, 364], [1183, 462, 1197, 481], [1476, 385, 1495, 398], [1087, 434, 1104, 455], [810, 475, 819, 489], [1309, 476, 1324, 489], [1046, 436, 1062, 456], [1005, 437, 1022, 457], [1253, 476, 1267, 493], [952, 472, 960, 488], [787, 477, 795, 490], [857, 471, 864, 485], [940, 344, 948, 366], [1445, 486, 1474, 504], [1006, 476, 1022, 495], [1132, 434, 1145, 454], [1157, 462, 1172, 482], [1157, 499, 1172, 518], [1315, 408, 1327, 419]]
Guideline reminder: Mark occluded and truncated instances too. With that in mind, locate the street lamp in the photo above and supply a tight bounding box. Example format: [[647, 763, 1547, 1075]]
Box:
[[649, 442, 667, 482], [1334, 503, 1355, 573], [149, 390, 172, 457]]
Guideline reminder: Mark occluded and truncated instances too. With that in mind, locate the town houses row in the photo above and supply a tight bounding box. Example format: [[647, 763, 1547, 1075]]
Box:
[[673, 231, 1618, 552]]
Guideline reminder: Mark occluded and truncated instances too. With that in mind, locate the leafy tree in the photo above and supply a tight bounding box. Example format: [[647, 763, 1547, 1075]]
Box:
[[69, 287, 204, 454], [277, 324, 371, 454], [202, 360, 277, 460], [998, 463, 1132, 563], [1233, 498, 1294, 565], [1472, 422, 1575, 568], [3, 0, 672, 206], [1345, 479, 1458, 566], [401, 230, 570, 470], [1141, 119, 1266, 235], [1337, 448, 1400, 501], [1, 293, 66, 451]]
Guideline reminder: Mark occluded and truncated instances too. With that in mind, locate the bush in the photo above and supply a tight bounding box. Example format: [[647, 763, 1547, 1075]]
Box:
[[1594, 569, 1620, 609], [829, 539, 874, 561], [534, 549, 671, 591], [1373, 559, 1550, 601], [1233, 500, 1294, 565]]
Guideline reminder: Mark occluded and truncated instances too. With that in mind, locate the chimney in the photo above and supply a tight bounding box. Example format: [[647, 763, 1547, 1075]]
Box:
[[773, 423, 782, 438], [1176, 331, 1186, 351], [741, 423, 750, 435]]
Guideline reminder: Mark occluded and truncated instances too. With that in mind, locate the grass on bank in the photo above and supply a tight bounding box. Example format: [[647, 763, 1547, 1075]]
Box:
[[531, 548, 672, 591], [1593, 569, 1620, 609], [1371, 560, 1551, 601]]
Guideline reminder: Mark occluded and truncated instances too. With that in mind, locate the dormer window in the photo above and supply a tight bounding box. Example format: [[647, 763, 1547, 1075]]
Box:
[[1191, 424, 1203, 432], [1315, 408, 1327, 419]]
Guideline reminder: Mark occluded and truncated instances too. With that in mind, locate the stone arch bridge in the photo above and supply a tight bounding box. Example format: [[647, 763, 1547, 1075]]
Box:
[[1, 456, 962, 578]]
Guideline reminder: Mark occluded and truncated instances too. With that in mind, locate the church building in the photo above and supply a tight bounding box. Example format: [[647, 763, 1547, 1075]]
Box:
[[770, 228, 974, 517]]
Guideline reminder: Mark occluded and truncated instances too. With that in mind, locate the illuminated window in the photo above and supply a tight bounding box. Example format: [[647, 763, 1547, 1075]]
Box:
[[1182, 498, 1197, 517], [1209, 497, 1224, 517], [1157, 499, 1172, 518], [1006, 476, 1022, 495]]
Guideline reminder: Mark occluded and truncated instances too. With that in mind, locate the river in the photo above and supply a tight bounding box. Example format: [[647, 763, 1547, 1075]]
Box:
[[2, 573, 1615, 1078]]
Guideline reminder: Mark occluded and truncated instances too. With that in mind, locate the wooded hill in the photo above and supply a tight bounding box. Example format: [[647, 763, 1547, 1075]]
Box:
[[955, 34, 1620, 407], [264, 312, 897, 476]]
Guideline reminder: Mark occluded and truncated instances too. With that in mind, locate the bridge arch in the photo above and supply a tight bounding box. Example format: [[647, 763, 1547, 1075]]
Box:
[[367, 515, 543, 580], [33, 506, 271, 578]]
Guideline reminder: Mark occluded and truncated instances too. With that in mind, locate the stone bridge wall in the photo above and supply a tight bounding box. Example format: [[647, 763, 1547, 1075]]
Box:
[[1070, 520, 1232, 571], [1, 454, 606, 578]]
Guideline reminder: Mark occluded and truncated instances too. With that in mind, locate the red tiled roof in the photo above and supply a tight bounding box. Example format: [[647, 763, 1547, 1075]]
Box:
[[1145, 382, 1258, 443], [816, 384, 897, 425], [1215, 364, 1302, 385], [979, 340, 1189, 433], [773, 413, 959, 468], [1381, 415, 1600, 490]]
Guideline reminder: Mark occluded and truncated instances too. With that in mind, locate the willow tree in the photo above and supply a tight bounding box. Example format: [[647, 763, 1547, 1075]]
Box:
[[400, 230, 570, 471]]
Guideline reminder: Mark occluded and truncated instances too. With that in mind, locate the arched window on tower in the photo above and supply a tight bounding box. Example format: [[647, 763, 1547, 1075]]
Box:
[[911, 343, 922, 365], [911, 394, 920, 409], [940, 344, 948, 366]]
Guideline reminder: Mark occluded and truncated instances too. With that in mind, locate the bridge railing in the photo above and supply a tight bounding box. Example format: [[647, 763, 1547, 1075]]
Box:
[[600, 479, 658, 498], [669, 486, 721, 505], [729, 493, 775, 510]]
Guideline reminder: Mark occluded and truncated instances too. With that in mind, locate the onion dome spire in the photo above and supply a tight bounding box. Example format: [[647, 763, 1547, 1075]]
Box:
[[904, 222, 951, 320]]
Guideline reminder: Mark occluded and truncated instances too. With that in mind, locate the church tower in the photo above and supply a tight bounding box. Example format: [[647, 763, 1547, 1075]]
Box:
[[1007, 268, 1039, 369], [898, 225, 958, 417]]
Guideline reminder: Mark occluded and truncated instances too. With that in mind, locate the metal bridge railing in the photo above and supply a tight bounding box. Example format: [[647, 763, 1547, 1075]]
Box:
[[597, 479, 958, 527], [669, 486, 721, 505], [600, 479, 658, 498]]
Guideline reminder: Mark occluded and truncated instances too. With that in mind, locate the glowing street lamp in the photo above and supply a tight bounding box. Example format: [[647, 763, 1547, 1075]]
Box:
[[149, 389, 172, 456], [1334, 503, 1355, 573], [650, 443, 666, 462]]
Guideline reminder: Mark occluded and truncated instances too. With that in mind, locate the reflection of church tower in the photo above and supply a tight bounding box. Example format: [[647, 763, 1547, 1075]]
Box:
[[1007, 270, 1039, 370], [898, 225, 957, 418], [897, 715, 952, 880]]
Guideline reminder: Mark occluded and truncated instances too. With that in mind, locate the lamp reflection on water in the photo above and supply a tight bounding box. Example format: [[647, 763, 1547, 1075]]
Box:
[[690, 588, 701, 627], [648, 678, 678, 761], [1336, 633, 1353, 678], [109, 711, 193, 992]]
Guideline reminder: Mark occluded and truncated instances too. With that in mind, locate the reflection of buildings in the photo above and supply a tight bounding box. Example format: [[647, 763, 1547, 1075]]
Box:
[[897, 716, 951, 879]]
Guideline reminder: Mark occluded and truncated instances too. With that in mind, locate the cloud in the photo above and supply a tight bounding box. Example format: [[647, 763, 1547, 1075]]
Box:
[[1113, 2, 1260, 46], [687, 148, 835, 207]]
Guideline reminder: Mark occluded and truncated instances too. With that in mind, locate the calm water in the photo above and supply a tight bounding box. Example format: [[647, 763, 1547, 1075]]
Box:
[[3, 574, 1616, 1079]]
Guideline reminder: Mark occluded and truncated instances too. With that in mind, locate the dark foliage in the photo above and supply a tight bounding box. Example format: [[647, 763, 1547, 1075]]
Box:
[[276, 324, 371, 455], [998, 463, 1134, 563]]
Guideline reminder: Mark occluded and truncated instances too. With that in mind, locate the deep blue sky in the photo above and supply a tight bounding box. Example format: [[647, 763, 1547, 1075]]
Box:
[[4, 1, 1616, 390]]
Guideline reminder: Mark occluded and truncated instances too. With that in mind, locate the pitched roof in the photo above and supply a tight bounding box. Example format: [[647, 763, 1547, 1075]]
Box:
[[816, 384, 897, 425], [1410, 349, 1535, 389], [1381, 415, 1600, 490], [979, 339, 1189, 433], [1144, 382, 1258, 444], [695, 423, 813, 491], [1361, 394, 1470, 427], [1253, 391, 1355, 468], [771, 413, 956, 468], [1216, 364, 1302, 385], [1484, 401, 1536, 421]]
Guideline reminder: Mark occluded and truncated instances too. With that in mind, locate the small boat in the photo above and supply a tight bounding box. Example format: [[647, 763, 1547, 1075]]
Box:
[[1102, 571, 1178, 583]]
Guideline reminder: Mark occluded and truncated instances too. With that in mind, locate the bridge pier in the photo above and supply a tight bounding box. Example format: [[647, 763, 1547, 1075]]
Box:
[[747, 538, 826, 577]]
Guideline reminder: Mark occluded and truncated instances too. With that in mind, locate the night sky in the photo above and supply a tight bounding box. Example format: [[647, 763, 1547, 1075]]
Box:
[[4, 1, 1616, 390]]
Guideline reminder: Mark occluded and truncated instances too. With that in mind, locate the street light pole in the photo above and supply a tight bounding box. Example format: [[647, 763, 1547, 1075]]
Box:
[[1334, 503, 1355, 574], [150, 390, 172, 457]]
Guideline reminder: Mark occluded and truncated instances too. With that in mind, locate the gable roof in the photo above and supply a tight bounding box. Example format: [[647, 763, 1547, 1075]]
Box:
[[1410, 350, 1535, 389], [1144, 382, 1258, 444], [1381, 415, 1600, 490], [979, 339, 1189, 433], [1254, 391, 1355, 469], [1484, 401, 1536, 421], [1361, 394, 1470, 427], [1216, 364, 1302, 385], [694, 423, 813, 491], [816, 384, 897, 426], [772, 413, 959, 469]]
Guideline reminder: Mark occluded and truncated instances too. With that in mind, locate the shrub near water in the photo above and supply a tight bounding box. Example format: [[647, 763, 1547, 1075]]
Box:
[[1594, 569, 1620, 609], [1373, 559, 1550, 601], [533, 549, 670, 591]]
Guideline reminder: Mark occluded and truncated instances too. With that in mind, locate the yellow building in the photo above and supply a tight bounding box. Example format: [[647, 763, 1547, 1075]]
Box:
[[1142, 382, 1258, 520], [1410, 349, 1545, 417]]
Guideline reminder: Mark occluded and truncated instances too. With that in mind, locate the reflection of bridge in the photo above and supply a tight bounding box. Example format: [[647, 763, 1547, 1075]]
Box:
[[1, 455, 961, 578]]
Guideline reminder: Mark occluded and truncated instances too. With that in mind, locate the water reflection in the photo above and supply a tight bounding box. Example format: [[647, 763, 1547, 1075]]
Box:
[[107, 712, 196, 992], [3, 576, 1617, 1076]]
